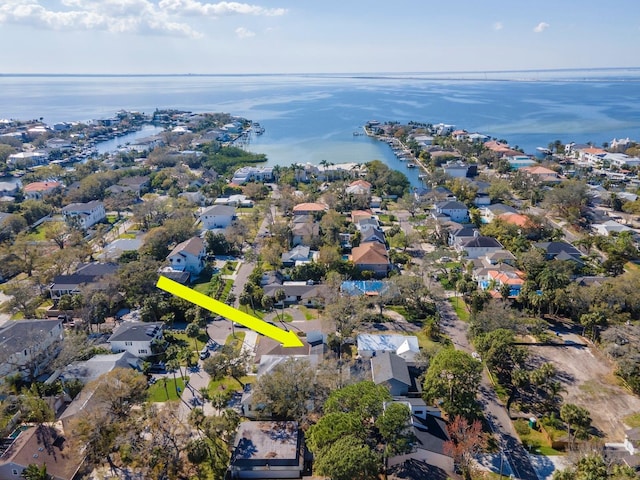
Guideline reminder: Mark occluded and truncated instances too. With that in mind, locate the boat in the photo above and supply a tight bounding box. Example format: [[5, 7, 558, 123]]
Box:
[[536, 147, 552, 156], [407, 163, 416, 168]]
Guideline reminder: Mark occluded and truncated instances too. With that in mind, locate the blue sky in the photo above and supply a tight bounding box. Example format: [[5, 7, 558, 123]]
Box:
[[1, 0, 638, 74]]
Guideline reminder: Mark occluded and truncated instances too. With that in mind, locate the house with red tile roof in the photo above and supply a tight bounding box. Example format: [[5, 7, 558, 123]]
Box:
[[346, 179, 372, 195], [520, 165, 562, 183], [23, 181, 62, 200]]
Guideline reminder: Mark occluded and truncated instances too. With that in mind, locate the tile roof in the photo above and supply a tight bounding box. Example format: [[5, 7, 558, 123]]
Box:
[[292, 202, 327, 213], [350, 242, 389, 265], [23, 181, 62, 192]]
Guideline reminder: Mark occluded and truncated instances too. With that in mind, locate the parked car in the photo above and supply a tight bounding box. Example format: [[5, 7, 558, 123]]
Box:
[[199, 348, 210, 360]]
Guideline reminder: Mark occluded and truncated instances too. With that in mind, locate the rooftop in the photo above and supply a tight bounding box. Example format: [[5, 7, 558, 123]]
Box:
[[232, 421, 300, 466]]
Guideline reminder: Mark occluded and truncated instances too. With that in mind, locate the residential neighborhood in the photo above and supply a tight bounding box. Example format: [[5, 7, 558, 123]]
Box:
[[0, 111, 640, 480]]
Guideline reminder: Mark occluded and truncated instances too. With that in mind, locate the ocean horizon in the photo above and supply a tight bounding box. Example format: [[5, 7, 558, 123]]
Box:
[[2, 67, 640, 188]]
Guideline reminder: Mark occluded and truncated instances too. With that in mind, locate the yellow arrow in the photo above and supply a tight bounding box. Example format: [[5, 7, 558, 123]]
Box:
[[156, 276, 304, 348]]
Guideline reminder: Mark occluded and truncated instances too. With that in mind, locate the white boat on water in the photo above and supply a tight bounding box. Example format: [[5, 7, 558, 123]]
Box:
[[407, 163, 416, 168]]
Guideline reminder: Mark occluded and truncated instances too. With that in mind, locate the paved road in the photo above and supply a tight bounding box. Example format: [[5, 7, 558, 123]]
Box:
[[438, 299, 539, 480]]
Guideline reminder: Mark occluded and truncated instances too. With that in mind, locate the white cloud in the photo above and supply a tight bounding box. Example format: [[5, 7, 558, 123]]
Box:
[[493, 22, 503, 31], [235, 26, 255, 39], [533, 22, 549, 33], [158, 0, 286, 17], [0, 0, 287, 37]]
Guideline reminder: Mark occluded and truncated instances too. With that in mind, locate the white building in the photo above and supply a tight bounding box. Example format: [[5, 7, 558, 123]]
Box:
[[167, 236, 206, 275], [108, 322, 163, 358], [199, 205, 236, 230], [7, 151, 48, 168], [356, 334, 420, 361], [434, 200, 469, 223], [61, 200, 106, 229], [231, 166, 274, 184]]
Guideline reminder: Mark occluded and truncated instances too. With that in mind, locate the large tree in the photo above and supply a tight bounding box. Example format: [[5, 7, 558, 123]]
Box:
[[443, 415, 488, 480], [422, 348, 482, 418], [313, 434, 380, 480], [251, 357, 323, 423]]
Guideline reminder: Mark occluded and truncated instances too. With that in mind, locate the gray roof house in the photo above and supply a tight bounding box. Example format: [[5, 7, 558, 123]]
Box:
[[108, 322, 163, 358], [371, 352, 411, 396], [49, 262, 119, 300], [361, 227, 387, 245]]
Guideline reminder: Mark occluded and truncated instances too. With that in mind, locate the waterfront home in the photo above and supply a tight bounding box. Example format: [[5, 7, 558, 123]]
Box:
[[108, 321, 163, 358], [0, 318, 64, 383], [350, 242, 390, 277], [199, 205, 236, 230], [61, 200, 106, 230], [23, 180, 62, 200], [442, 161, 474, 179], [603, 152, 640, 168], [166, 236, 206, 276], [231, 166, 274, 184], [506, 154, 537, 170], [7, 151, 48, 168]]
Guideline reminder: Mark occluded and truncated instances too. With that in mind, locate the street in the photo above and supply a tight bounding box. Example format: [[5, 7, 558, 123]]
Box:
[[438, 299, 539, 480]]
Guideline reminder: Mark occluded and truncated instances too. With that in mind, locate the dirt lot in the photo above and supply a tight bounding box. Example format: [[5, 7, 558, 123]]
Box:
[[528, 330, 640, 442]]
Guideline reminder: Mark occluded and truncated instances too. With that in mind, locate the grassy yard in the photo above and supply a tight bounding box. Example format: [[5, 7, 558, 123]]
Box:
[[219, 280, 233, 302], [192, 276, 213, 295], [225, 331, 246, 351], [239, 305, 264, 319], [297, 305, 316, 320], [514, 418, 564, 456], [119, 233, 137, 239], [448, 297, 470, 322], [148, 376, 187, 402], [624, 413, 640, 428], [169, 332, 208, 353], [25, 225, 47, 241], [222, 261, 238, 275], [208, 375, 253, 393]]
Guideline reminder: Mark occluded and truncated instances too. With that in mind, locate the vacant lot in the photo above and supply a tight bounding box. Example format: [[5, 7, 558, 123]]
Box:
[[529, 332, 640, 442]]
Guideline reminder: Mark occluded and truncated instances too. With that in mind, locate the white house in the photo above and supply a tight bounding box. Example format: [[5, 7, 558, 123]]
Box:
[[61, 200, 106, 229], [167, 236, 206, 275], [7, 151, 48, 168], [199, 205, 236, 230], [108, 322, 163, 358], [457, 234, 503, 259], [434, 200, 469, 223], [231, 166, 274, 184], [0, 319, 64, 383]]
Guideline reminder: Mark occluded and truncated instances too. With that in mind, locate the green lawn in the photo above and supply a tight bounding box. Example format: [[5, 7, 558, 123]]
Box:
[[170, 332, 208, 353], [119, 233, 137, 239], [219, 280, 233, 302], [208, 375, 253, 393], [448, 297, 470, 321], [25, 225, 47, 241], [514, 418, 564, 456], [192, 277, 213, 295], [225, 331, 246, 351], [239, 304, 264, 319], [148, 376, 187, 402], [222, 261, 238, 275], [297, 305, 316, 320], [624, 413, 640, 428]]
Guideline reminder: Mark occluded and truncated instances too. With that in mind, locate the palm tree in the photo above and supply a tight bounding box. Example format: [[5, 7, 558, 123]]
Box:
[[275, 289, 286, 323], [185, 322, 201, 354], [166, 359, 181, 397], [21, 464, 50, 480]]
